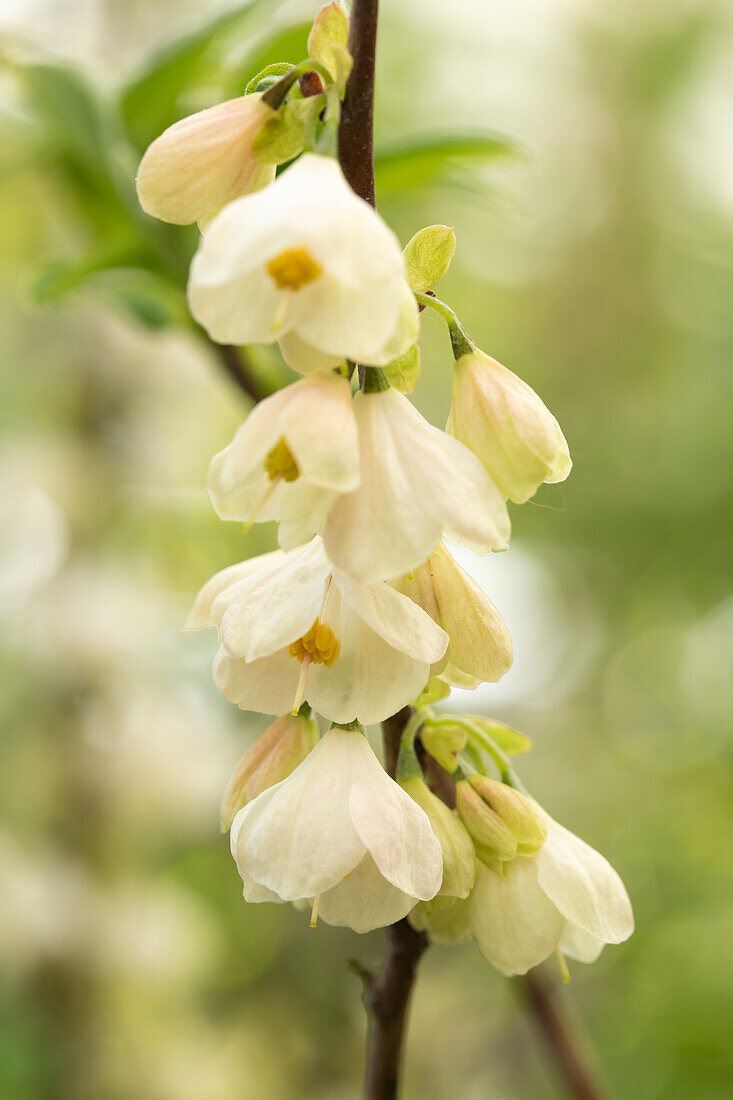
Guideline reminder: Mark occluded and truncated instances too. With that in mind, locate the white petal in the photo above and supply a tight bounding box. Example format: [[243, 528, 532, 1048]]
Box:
[[314, 853, 418, 933], [535, 815, 634, 946], [269, 482, 339, 549], [229, 730, 366, 899], [335, 572, 448, 664], [348, 749, 443, 900], [213, 646, 299, 716], [184, 551, 285, 630], [306, 604, 431, 724], [136, 95, 274, 225], [324, 389, 510, 583], [278, 373, 360, 492], [279, 331, 343, 375], [219, 538, 330, 661], [559, 923, 605, 964], [469, 859, 565, 976]]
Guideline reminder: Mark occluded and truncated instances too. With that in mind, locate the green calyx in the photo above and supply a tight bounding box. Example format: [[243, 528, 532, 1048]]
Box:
[[330, 719, 364, 733], [361, 366, 391, 393]]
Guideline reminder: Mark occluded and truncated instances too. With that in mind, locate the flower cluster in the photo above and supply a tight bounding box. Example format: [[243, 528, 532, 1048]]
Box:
[[137, 2, 631, 971]]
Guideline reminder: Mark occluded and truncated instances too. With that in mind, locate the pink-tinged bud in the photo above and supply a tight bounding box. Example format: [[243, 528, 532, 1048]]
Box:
[[447, 349, 571, 505], [468, 775, 546, 855], [220, 711, 319, 832], [455, 779, 517, 864], [136, 93, 275, 226]]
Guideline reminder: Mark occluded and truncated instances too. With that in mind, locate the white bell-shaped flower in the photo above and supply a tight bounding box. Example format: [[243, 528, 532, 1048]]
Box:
[[207, 372, 359, 549], [322, 381, 511, 583], [230, 726, 443, 933], [186, 537, 448, 725], [187, 153, 418, 366], [447, 349, 571, 504], [469, 806, 633, 975], [136, 93, 275, 226]]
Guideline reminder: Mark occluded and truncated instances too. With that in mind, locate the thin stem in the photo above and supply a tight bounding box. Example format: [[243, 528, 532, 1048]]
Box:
[[414, 290, 475, 358]]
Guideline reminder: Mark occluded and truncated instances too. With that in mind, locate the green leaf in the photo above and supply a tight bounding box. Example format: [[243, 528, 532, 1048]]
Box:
[[383, 344, 421, 394], [403, 225, 456, 293], [307, 3, 352, 91], [467, 718, 532, 757], [253, 96, 324, 164], [121, 2, 262, 150], [375, 133, 518, 192], [244, 62, 293, 95]]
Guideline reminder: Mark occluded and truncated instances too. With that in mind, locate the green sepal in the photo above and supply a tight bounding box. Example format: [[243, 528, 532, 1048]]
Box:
[[253, 95, 325, 164], [307, 3, 352, 92]]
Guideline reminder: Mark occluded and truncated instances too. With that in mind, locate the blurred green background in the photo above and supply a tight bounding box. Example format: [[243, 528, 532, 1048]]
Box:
[[1, 1, 732, 1097]]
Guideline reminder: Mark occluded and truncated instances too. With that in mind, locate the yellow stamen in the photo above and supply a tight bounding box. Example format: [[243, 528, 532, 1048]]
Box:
[[555, 946, 571, 984], [264, 438, 300, 483], [289, 618, 340, 668], [310, 893, 321, 928], [290, 655, 312, 716], [266, 247, 322, 291]]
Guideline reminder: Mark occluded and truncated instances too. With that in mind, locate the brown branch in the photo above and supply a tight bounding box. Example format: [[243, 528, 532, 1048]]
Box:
[[339, 0, 379, 207], [521, 968, 611, 1100]]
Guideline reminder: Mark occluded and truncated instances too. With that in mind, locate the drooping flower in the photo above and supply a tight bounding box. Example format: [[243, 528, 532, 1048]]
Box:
[[447, 348, 571, 504], [230, 726, 443, 933], [469, 805, 633, 975], [136, 93, 275, 226], [187, 153, 418, 365], [185, 537, 448, 725], [206, 372, 359, 549], [219, 708, 319, 832], [391, 540, 512, 686], [323, 380, 511, 584], [399, 776, 475, 902]]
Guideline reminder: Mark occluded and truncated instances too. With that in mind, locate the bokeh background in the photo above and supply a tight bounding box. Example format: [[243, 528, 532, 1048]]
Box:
[[1, 0, 732, 1097]]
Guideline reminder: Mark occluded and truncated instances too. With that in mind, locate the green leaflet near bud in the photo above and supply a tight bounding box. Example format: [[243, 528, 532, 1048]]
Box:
[[421, 723, 466, 774], [245, 63, 294, 96], [403, 225, 456, 293], [463, 716, 532, 757], [307, 3, 353, 92], [253, 96, 325, 165], [455, 779, 518, 863], [400, 776, 476, 900], [383, 343, 421, 394]]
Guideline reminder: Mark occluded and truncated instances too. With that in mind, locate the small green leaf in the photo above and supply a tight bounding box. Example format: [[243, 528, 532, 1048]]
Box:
[[244, 62, 293, 95], [383, 344, 421, 394], [307, 3, 352, 91], [467, 718, 532, 757], [413, 678, 451, 709], [253, 96, 324, 163], [375, 133, 518, 192], [403, 225, 456, 293]]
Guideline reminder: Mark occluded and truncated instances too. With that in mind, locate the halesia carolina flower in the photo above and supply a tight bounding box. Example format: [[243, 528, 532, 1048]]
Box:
[[399, 776, 475, 902], [323, 380, 511, 584], [207, 372, 359, 549], [219, 708, 319, 832], [391, 540, 512, 686], [136, 93, 275, 226], [230, 726, 443, 933], [447, 348, 571, 504], [185, 536, 448, 726], [187, 153, 418, 366], [469, 804, 634, 975]]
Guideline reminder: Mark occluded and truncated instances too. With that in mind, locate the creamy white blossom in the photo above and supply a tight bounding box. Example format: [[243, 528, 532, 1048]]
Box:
[[185, 537, 448, 725], [187, 153, 418, 365], [136, 93, 275, 226], [230, 727, 443, 933], [207, 372, 359, 549], [322, 384, 511, 583], [447, 349, 571, 504], [469, 806, 633, 975]]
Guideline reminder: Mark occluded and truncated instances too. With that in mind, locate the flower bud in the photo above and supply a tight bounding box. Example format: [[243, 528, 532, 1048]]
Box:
[[447, 348, 571, 505], [468, 775, 546, 855], [455, 779, 517, 865], [420, 723, 466, 774], [409, 893, 472, 945], [220, 711, 319, 831], [400, 776, 475, 900]]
